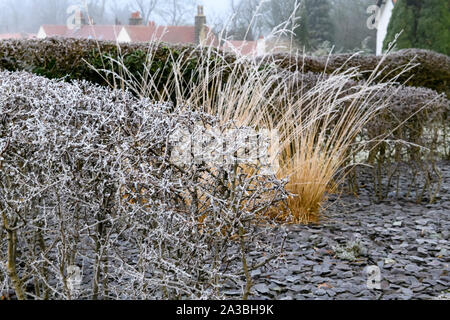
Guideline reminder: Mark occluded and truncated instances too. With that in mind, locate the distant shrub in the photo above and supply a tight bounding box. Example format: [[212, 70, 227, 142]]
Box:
[[265, 48, 450, 98], [360, 85, 449, 201], [0, 70, 288, 300]]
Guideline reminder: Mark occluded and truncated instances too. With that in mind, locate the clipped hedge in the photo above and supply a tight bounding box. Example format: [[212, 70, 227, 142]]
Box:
[[0, 38, 198, 87], [0, 38, 449, 98], [362, 84, 448, 201], [264, 49, 450, 98], [0, 38, 243, 107]]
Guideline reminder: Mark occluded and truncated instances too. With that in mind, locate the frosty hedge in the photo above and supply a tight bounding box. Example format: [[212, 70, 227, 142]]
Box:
[[0, 70, 288, 300], [0, 38, 449, 98], [267, 48, 450, 99]]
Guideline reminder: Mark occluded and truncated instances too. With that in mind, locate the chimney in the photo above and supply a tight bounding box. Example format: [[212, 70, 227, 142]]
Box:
[[195, 5, 206, 44], [74, 10, 87, 27], [129, 11, 143, 25]]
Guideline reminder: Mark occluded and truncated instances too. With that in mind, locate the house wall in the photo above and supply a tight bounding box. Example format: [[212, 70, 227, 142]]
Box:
[[37, 27, 47, 39], [256, 38, 266, 56], [117, 28, 130, 43], [376, 0, 394, 55]]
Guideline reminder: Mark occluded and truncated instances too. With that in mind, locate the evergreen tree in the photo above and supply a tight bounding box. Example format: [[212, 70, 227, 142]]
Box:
[[294, 0, 310, 49], [305, 0, 334, 48], [416, 0, 450, 55], [383, 0, 450, 56], [262, 0, 334, 51], [330, 0, 377, 53], [383, 0, 418, 50]]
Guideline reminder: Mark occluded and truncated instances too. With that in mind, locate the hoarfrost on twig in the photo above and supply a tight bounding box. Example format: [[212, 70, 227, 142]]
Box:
[[0, 71, 288, 300]]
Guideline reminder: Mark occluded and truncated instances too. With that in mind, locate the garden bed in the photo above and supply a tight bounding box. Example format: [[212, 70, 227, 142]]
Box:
[[232, 161, 450, 300]]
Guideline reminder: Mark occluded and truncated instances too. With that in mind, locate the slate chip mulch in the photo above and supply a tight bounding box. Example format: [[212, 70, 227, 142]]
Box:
[[237, 161, 450, 300]]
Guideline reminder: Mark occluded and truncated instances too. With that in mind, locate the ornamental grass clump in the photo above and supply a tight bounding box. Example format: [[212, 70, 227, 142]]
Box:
[[79, 2, 449, 223], [93, 30, 444, 224]]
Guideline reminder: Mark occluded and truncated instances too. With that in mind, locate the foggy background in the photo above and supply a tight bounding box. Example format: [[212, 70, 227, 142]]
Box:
[[0, 0, 377, 53]]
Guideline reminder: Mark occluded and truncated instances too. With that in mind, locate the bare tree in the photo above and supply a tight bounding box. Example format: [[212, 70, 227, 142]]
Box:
[[33, 0, 73, 25], [0, 0, 23, 32], [85, 0, 108, 24], [107, 0, 131, 25], [206, 11, 228, 36], [157, 0, 196, 26], [329, 0, 376, 53], [0, 1, 11, 32], [131, 0, 158, 24], [0, 0, 58, 33], [262, 0, 299, 31], [227, 0, 264, 41]]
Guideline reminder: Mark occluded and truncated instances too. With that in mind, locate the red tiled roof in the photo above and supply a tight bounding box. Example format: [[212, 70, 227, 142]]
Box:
[[41, 25, 68, 36], [68, 25, 122, 41], [223, 40, 258, 56], [157, 26, 196, 43], [40, 23, 219, 46], [0, 33, 22, 39], [122, 25, 193, 43], [202, 27, 220, 47], [0, 33, 35, 40], [41, 25, 121, 41], [123, 25, 218, 46]]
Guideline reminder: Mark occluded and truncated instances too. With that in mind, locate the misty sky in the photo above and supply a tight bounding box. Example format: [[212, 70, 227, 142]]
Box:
[[200, 0, 231, 16], [0, 0, 238, 34], [0, 0, 378, 54]]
